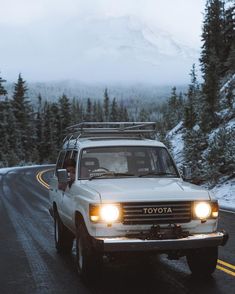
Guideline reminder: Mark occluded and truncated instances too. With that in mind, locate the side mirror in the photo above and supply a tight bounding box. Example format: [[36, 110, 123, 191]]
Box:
[[57, 169, 69, 183], [183, 166, 192, 181]]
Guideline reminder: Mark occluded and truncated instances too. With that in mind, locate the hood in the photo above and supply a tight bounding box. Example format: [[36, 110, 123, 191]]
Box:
[[83, 178, 210, 203]]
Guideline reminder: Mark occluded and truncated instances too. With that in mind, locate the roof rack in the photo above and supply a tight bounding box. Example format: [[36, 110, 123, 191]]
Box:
[[63, 122, 157, 147]]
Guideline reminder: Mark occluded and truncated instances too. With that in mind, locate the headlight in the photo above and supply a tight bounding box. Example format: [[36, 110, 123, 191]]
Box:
[[90, 204, 121, 223], [194, 202, 212, 220], [100, 205, 120, 222]]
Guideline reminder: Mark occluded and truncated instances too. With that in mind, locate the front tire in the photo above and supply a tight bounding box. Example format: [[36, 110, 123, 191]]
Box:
[[54, 210, 74, 254], [75, 223, 102, 281], [186, 247, 218, 277]]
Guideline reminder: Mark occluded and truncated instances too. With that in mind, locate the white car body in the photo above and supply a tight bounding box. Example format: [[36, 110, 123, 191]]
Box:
[[49, 138, 226, 252]]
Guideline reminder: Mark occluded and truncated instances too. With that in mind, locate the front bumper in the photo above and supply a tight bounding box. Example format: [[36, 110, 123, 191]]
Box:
[[94, 231, 228, 253]]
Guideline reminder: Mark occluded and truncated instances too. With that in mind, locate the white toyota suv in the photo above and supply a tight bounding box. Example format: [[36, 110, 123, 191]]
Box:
[[49, 122, 228, 280]]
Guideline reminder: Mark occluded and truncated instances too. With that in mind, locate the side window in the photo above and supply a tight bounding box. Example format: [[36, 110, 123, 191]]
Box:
[[71, 150, 78, 162], [159, 148, 177, 174], [56, 151, 66, 171], [63, 150, 73, 168]]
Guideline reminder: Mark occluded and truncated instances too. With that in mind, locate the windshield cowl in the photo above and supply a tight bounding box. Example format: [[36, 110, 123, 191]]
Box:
[[89, 172, 135, 180]]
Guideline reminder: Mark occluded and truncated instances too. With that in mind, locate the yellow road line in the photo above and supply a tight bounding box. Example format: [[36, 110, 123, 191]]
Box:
[[217, 265, 235, 277], [218, 259, 235, 271], [36, 169, 53, 189]]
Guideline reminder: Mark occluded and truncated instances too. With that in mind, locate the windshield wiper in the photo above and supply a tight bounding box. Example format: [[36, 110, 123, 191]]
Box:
[[89, 172, 134, 180], [138, 171, 177, 178]]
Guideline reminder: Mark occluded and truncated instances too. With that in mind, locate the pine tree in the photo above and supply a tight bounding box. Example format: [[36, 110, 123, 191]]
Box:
[[118, 101, 129, 121], [11, 74, 37, 163], [223, 3, 235, 74], [71, 98, 82, 124], [93, 101, 98, 122], [35, 94, 44, 163], [184, 65, 200, 129], [183, 65, 209, 183], [85, 98, 92, 121], [226, 82, 235, 110], [0, 74, 7, 96], [41, 101, 58, 163], [165, 87, 183, 130], [200, 0, 225, 130], [58, 94, 71, 137], [103, 88, 110, 121], [138, 108, 150, 122], [96, 101, 103, 122], [4, 98, 21, 166], [205, 127, 235, 184], [110, 98, 118, 122]]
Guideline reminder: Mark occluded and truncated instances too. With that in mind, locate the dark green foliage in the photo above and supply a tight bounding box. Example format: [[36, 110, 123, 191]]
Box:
[[58, 94, 71, 132], [183, 65, 200, 130], [96, 101, 103, 122], [164, 87, 184, 130], [85, 98, 92, 121], [110, 98, 118, 122], [11, 74, 38, 163], [205, 127, 235, 184], [103, 88, 110, 121], [200, 0, 235, 131], [182, 65, 208, 182], [223, 4, 235, 74], [0, 74, 7, 96]]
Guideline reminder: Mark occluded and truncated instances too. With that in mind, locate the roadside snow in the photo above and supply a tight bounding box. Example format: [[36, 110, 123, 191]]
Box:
[[211, 179, 235, 212], [167, 119, 235, 212]]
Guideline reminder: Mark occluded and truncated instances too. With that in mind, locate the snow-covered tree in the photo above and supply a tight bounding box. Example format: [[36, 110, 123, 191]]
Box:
[[103, 88, 110, 122], [205, 127, 235, 184], [11, 74, 38, 163]]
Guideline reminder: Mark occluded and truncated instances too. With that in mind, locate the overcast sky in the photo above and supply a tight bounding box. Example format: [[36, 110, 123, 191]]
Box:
[[1, 0, 206, 84]]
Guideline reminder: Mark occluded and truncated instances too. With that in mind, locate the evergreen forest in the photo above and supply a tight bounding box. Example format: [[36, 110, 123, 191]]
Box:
[[0, 0, 234, 187]]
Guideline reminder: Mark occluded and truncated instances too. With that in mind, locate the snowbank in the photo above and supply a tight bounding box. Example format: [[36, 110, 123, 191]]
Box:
[[166, 121, 184, 165], [211, 179, 235, 212], [167, 120, 235, 212]]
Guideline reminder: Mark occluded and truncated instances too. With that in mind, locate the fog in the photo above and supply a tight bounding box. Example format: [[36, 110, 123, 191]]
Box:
[[1, 0, 205, 84]]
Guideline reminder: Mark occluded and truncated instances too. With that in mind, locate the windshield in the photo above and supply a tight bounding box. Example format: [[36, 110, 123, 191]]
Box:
[[79, 146, 179, 179]]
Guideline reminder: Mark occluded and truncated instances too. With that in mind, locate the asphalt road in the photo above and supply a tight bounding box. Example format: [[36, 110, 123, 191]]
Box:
[[0, 166, 234, 294]]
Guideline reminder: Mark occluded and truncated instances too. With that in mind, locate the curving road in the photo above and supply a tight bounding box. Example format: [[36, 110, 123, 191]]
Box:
[[0, 166, 235, 294]]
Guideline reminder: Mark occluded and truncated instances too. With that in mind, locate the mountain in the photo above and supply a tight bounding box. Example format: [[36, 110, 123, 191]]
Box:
[[1, 15, 200, 84], [51, 15, 200, 84]]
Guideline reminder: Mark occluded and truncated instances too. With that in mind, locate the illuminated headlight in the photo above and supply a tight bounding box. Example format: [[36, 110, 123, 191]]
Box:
[[100, 205, 120, 222], [90, 204, 121, 223], [194, 202, 212, 219]]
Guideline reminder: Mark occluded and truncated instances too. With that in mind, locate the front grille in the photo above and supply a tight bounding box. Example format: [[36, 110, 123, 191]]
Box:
[[122, 201, 192, 225]]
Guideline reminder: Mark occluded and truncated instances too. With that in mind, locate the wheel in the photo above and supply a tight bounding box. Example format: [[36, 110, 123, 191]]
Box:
[[186, 247, 218, 277], [75, 223, 102, 281], [54, 210, 74, 254]]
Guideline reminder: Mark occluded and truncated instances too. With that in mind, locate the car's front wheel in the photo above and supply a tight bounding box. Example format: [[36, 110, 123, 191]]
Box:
[[75, 223, 102, 281], [186, 246, 218, 277], [54, 210, 74, 254]]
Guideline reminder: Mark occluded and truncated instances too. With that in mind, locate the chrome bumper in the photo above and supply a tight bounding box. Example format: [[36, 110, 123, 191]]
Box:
[[95, 231, 228, 253]]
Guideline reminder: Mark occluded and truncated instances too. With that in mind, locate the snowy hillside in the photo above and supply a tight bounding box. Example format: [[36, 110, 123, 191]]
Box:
[[167, 75, 235, 211]]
